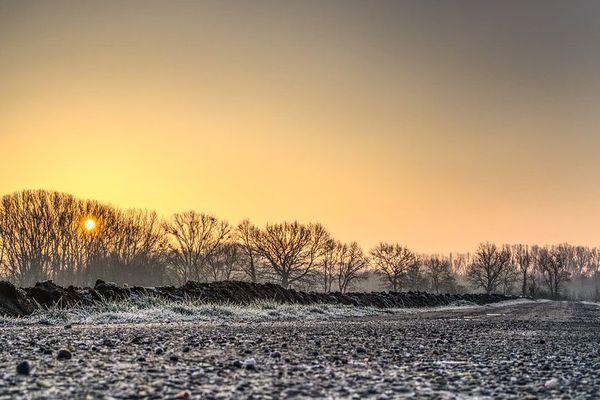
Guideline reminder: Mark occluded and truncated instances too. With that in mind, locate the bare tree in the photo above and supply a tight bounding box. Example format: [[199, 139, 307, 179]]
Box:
[[249, 222, 331, 288], [236, 220, 265, 283], [319, 240, 338, 293], [448, 252, 471, 276], [511, 244, 531, 296], [336, 242, 369, 293], [83, 209, 169, 286], [320, 241, 369, 293], [0, 228, 7, 280], [370, 243, 418, 292], [162, 211, 231, 284], [0, 190, 171, 286], [206, 242, 243, 282], [499, 260, 519, 295], [0, 190, 55, 285], [538, 245, 571, 300], [404, 261, 428, 291], [466, 243, 512, 294], [422, 256, 456, 294]]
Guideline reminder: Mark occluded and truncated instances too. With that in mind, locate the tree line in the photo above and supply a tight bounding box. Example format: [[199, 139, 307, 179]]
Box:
[[0, 190, 598, 300]]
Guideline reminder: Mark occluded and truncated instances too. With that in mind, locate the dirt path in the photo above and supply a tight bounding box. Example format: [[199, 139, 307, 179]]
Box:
[[0, 301, 598, 399]]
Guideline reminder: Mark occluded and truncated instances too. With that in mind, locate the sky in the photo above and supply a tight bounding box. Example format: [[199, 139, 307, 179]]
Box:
[[1, 0, 600, 253]]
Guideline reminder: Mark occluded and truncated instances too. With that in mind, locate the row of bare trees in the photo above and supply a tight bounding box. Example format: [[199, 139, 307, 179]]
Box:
[[0, 190, 370, 291], [0, 190, 598, 299], [0, 190, 168, 286], [464, 243, 600, 300]]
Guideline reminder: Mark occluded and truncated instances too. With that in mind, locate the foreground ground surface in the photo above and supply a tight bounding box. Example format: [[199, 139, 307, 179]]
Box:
[[0, 301, 598, 399]]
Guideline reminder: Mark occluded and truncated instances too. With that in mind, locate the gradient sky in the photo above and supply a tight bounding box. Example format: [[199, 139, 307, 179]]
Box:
[[1, 0, 600, 253]]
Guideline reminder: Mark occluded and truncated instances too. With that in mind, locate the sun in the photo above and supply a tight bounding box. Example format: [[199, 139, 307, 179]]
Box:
[[83, 218, 97, 232]]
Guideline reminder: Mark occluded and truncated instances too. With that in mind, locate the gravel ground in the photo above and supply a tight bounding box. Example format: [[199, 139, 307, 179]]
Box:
[[0, 300, 599, 399]]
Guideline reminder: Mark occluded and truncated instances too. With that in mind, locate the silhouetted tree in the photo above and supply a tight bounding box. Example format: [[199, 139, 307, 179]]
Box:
[[83, 209, 169, 286], [466, 243, 512, 294], [320, 241, 369, 293], [206, 242, 243, 282], [511, 244, 531, 296], [370, 243, 418, 292], [336, 242, 369, 293], [319, 240, 338, 293], [0, 190, 170, 286], [538, 245, 571, 300], [404, 261, 428, 291], [422, 256, 456, 294], [248, 221, 330, 288], [162, 211, 231, 284], [236, 220, 266, 283]]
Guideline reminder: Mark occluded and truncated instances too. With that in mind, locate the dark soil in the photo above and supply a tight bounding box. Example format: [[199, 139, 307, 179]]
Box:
[[1, 279, 518, 317]]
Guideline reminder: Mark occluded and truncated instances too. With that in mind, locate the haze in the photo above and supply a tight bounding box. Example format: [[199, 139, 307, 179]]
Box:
[[2, 0, 600, 253]]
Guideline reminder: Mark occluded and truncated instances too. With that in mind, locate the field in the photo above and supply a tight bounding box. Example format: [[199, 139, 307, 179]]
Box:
[[0, 300, 598, 399]]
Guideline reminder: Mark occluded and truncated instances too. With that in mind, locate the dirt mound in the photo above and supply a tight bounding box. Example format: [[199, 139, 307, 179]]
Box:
[[0, 281, 36, 317], [0, 280, 521, 317]]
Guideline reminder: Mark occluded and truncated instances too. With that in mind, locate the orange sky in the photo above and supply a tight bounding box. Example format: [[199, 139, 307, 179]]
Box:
[[1, 1, 600, 253]]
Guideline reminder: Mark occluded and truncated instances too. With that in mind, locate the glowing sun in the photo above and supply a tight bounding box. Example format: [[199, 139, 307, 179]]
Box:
[[83, 218, 97, 232]]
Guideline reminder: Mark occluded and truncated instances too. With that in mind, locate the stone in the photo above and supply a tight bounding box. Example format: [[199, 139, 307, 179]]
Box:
[[16, 361, 31, 375], [57, 349, 72, 360]]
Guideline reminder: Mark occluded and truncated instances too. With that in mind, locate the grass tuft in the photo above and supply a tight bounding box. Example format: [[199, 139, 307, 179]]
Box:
[[0, 297, 536, 326]]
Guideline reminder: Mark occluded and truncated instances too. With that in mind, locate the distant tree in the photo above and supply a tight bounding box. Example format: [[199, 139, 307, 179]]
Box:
[[248, 222, 331, 288], [162, 211, 231, 284], [466, 243, 512, 294], [320, 241, 369, 293], [404, 262, 428, 291], [499, 260, 519, 295], [319, 240, 338, 293], [236, 220, 264, 283], [0, 190, 57, 285], [511, 244, 531, 296], [448, 253, 471, 277], [336, 242, 369, 293], [0, 234, 6, 280], [0, 190, 171, 286], [206, 242, 243, 282], [572, 245, 591, 279], [370, 243, 418, 292], [538, 245, 571, 300], [84, 209, 169, 286], [422, 256, 456, 294]]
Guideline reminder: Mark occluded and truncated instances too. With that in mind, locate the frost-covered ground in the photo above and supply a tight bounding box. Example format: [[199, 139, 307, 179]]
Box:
[[0, 300, 598, 399], [0, 296, 535, 326]]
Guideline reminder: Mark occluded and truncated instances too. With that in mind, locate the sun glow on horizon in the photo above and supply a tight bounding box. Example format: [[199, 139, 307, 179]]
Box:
[[2, 1, 600, 253], [83, 218, 97, 232]]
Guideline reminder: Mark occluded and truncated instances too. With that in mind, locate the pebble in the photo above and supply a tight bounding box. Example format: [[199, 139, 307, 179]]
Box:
[[16, 361, 31, 375], [243, 358, 257, 370], [175, 389, 192, 398], [544, 378, 559, 389], [56, 349, 72, 360]]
